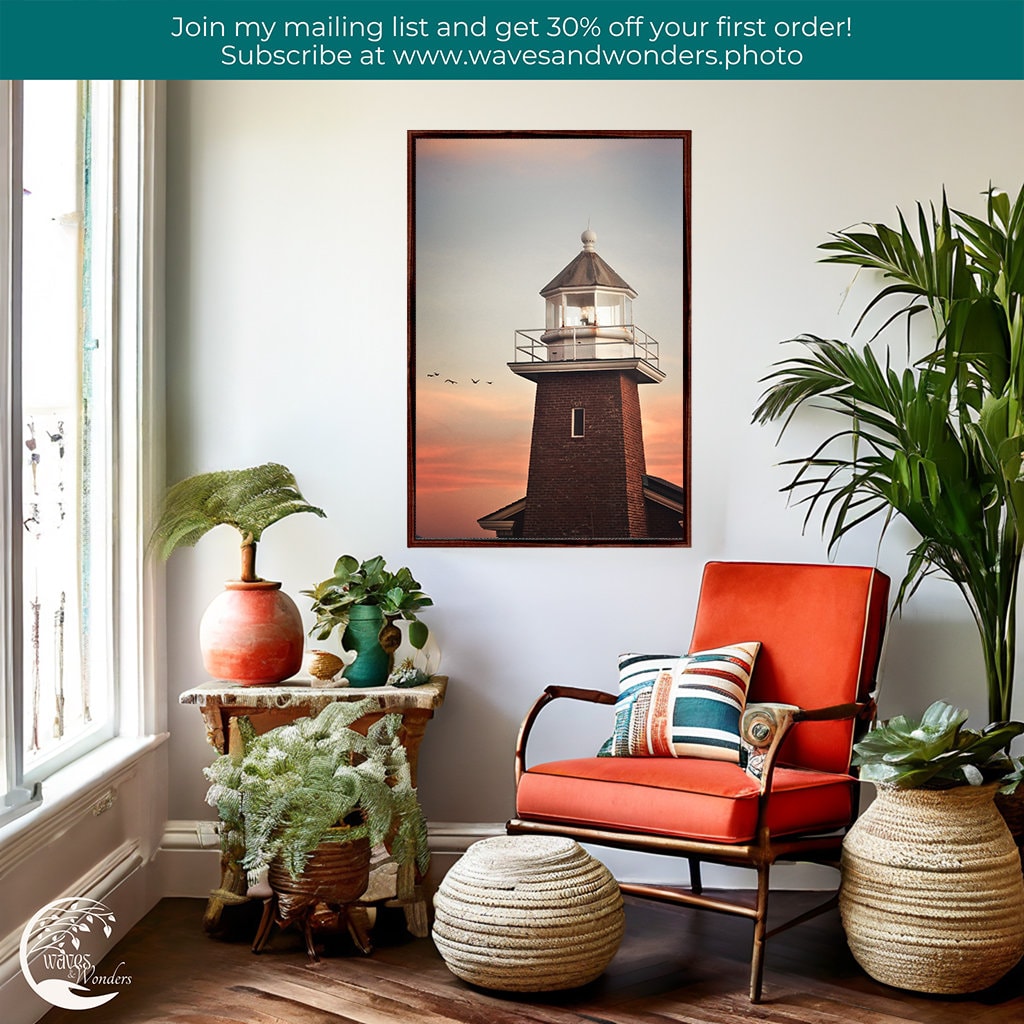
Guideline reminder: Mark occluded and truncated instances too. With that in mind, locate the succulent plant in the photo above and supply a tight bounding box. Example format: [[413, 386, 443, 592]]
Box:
[[852, 700, 1024, 789]]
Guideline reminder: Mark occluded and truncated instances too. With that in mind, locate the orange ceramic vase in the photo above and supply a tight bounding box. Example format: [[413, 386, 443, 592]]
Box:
[[199, 580, 304, 685]]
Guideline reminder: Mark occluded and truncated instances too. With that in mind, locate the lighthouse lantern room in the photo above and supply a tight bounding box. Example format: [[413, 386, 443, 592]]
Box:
[[539, 228, 643, 362]]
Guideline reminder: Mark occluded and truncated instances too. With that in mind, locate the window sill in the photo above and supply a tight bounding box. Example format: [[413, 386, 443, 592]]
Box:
[[0, 732, 169, 876]]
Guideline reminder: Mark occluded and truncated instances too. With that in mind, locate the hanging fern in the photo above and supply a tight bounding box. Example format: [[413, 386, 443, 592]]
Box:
[[203, 698, 430, 890]]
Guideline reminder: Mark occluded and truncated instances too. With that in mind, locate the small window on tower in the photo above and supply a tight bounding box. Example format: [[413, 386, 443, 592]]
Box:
[[571, 407, 585, 438]]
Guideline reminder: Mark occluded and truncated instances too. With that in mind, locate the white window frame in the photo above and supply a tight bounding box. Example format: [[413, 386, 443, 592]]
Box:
[[0, 80, 165, 829], [571, 407, 585, 438]]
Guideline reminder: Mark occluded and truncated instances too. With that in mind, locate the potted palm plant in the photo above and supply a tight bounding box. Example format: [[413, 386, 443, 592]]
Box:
[[753, 184, 1024, 725], [839, 701, 1024, 994], [151, 462, 325, 684], [203, 697, 430, 959], [304, 554, 433, 687]]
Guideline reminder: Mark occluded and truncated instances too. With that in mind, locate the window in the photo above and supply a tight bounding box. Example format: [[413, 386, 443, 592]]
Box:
[[571, 407, 585, 438], [1, 81, 163, 825]]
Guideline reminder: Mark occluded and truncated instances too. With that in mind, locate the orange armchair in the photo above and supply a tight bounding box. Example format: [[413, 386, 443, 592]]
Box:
[[507, 561, 890, 1002]]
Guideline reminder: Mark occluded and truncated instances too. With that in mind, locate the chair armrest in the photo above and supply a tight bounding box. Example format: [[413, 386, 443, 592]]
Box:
[[793, 699, 875, 723], [514, 685, 616, 787], [741, 703, 799, 791], [742, 698, 875, 796]]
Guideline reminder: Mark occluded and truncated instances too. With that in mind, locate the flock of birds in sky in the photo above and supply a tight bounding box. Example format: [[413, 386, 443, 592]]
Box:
[[425, 371, 494, 385]]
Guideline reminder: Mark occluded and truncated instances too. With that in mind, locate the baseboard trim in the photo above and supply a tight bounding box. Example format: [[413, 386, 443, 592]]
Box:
[[160, 819, 507, 856], [157, 819, 510, 898], [156, 819, 837, 901], [425, 821, 507, 854]]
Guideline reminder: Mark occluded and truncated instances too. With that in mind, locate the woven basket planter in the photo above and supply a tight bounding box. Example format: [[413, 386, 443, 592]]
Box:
[[268, 834, 372, 927], [253, 831, 373, 960], [432, 835, 625, 992], [840, 782, 1024, 994]]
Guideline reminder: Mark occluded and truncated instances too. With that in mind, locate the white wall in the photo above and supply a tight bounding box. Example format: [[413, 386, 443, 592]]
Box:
[[163, 79, 1024, 833]]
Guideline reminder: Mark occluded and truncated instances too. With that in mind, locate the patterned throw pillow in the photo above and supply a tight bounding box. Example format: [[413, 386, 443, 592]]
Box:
[[610, 643, 761, 762]]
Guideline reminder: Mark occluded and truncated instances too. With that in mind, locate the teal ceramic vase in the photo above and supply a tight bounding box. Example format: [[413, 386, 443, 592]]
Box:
[[342, 605, 389, 686]]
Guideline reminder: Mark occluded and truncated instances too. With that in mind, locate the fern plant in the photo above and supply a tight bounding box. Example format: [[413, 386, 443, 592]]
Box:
[[203, 698, 430, 890], [151, 462, 325, 581]]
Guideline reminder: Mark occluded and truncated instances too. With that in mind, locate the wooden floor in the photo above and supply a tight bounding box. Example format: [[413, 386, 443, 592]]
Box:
[[40, 893, 1024, 1024]]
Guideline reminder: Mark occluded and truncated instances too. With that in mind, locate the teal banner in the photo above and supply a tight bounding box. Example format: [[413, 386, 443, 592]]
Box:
[[1, 0, 1021, 79]]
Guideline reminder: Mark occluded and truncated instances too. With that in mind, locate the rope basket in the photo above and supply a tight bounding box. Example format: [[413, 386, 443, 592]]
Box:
[[432, 835, 625, 991], [840, 783, 1024, 994], [267, 833, 372, 926]]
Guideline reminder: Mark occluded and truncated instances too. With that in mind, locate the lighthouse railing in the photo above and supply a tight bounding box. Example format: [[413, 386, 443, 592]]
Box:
[[512, 326, 660, 368]]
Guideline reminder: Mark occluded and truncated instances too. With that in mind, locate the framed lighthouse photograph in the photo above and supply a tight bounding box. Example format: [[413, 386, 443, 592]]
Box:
[[408, 130, 691, 546]]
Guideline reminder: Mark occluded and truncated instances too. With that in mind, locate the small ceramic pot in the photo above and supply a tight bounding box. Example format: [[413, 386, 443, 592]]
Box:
[[342, 605, 390, 687]]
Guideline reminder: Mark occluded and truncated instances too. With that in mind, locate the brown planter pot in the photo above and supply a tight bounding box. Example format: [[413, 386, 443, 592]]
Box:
[[995, 787, 1024, 844], [253, 832, 373, 960]]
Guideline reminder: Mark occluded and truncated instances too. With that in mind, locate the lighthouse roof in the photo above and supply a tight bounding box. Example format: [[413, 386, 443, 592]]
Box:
[[540, 231, 636, 298]]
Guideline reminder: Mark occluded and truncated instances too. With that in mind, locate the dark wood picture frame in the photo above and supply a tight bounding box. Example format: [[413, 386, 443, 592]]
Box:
[[407, 130, 691, 547]]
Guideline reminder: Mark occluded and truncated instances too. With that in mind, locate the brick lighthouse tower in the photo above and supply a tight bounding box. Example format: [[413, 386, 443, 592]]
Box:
[[479, 229, 682, 541]]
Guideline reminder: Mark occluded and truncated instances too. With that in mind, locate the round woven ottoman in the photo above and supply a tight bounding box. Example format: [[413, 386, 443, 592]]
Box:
[[432, 835, 625, 991]]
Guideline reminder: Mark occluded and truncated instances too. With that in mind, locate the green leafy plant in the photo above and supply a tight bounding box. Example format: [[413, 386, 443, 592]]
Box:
[[753, 185, 1024, 722], [304, 554, 433, 651], [852, 700, 1023, 789], [203, 698, 429, 889], [151, 462, 325, 582]]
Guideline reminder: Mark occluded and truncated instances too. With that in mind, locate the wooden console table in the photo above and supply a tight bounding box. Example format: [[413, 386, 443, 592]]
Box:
[[179, 675, 447, 939]]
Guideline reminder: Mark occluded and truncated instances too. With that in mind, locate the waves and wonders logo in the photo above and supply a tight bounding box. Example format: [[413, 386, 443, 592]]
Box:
[[19, 898, 132, 1010]]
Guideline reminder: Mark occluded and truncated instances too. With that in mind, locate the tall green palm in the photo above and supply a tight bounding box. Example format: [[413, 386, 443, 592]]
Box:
[[753, 185, 1024, 722]]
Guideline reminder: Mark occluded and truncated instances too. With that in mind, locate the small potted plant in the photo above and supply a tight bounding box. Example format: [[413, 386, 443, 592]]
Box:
[[303, 554, 433, 687], [203, 697, 430, 959], [150, 462, 325, 684], [840, 701, 1024, 995]]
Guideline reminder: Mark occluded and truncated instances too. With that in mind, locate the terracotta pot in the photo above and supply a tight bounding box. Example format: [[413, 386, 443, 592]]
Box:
[[199, 580, 304, 685], [840, 782, 1024, 994]]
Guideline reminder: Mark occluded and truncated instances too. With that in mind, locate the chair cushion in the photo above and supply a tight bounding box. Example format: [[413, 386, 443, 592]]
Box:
[[611, 643, 761, 762], [516, 757, 855, 844]]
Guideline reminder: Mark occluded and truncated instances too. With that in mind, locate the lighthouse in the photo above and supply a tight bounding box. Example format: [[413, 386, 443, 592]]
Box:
[[479, 230, 685, 541]]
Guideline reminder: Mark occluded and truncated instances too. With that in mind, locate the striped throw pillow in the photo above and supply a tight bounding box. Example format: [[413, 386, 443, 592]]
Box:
[[611, 643, 761, 762]]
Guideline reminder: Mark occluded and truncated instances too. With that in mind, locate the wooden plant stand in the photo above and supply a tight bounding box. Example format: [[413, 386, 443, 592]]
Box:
[[178, 676, 447, 939]]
